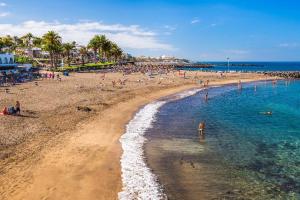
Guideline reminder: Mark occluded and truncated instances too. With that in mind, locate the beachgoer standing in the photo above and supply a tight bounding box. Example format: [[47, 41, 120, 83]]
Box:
[[205, 92, 208, 101], [198, 122, 205, 136], [238, 80, 242, 90], [15, 101, 21, 115]]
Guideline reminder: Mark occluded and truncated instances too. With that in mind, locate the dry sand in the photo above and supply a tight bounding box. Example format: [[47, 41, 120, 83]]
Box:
[[0, 70, 274, 200]]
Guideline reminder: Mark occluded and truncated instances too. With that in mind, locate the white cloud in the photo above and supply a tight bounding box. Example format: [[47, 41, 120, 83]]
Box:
[[0, 20, 174, 51], [279, 43, 298, 48], [0, 2, 6, 7], [164, 25, 176, 31], [210, 23, 217, 27], [0, 12, 9, 17], [163, 25, 177, 36], [191, 18, 200, 24]]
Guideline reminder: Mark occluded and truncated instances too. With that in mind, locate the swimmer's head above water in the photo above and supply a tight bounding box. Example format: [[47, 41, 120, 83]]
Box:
[[261, 111, 272, 115]]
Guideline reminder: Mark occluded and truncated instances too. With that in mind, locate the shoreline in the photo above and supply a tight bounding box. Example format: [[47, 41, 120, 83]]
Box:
[[0, 72, 276, 200], [118, 78, 279, 199]]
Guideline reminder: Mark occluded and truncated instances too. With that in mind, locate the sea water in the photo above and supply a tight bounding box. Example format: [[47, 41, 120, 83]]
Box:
[[178, 61, 300, 72], [145, 80, 300, 199]]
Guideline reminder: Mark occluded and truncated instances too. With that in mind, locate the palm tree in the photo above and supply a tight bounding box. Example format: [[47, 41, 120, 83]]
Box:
[[33, 37, 42, 47], [22, 33, 33, 44], [62, 41, 76, 66], [21, 33, 34, 55], [12, 36, 23, 48], [79, 46, 88, 66], [97, 35, 106, 60], [0, 37, 4, 53], [2, 35, 14, 53], [110, 43, 123, 62], [88, 35, 100, 63], [102, 39, 112, 61], [88, 35, 106, 63], [42, 31, 62, 68]]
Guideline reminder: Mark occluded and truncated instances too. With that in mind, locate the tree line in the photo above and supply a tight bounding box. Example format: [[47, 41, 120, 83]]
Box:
[[0, 31, 123, 67]]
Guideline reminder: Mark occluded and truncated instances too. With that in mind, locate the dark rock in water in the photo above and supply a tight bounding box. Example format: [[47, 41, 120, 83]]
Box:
[[179, 157, 184, 165], [77, 106, 92, 112], [226, 190, 234, 195], [279, 178, 299, 192], [190, 161, 195, 168]]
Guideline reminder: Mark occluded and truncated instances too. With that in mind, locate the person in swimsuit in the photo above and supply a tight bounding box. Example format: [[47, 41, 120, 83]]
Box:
[[198, 122, 205, 135], [205, 92, 208, 101], [198, 122, 206, 142]]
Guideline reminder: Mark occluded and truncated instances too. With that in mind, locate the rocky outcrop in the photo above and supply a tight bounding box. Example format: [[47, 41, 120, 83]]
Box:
[[259, 71, 300, 78]]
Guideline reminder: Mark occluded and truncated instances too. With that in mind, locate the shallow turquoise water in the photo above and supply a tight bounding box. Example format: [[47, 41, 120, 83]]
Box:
[[145, 80, 300, 199]]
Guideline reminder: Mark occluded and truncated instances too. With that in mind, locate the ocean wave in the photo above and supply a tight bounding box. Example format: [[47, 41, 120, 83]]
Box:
[[119, 101, 167, 200], [119, 88, 202, 200], [175, 88, 203, 99]]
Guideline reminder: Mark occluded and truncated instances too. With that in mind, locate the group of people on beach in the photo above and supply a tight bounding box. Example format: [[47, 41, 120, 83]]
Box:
[[41, 72, 62, 81], [0, 70, 63, 87], [113, 63, 174, 76], [1, 101, 21, 116], [0, 70, 39, 86]]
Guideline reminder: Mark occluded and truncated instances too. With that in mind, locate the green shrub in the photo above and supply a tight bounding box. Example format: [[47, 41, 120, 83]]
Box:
[[15, 56, 33, 64]]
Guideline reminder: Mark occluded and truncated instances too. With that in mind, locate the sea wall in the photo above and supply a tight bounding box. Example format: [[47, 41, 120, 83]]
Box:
[[260, 71, 300, 78]]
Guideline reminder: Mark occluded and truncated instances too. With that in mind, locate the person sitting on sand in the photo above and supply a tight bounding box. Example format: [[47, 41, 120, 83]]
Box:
[[7, 106, 15, 115], [0, 107, 8, 115], [15, 101, 21, 115]]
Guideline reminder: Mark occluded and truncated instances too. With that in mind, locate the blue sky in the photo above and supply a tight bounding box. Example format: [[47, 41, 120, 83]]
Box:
[[1, 0, 300, 61]]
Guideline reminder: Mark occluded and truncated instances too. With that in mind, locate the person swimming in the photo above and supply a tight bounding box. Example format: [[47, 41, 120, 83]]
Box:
[[260, 111, 273, 115]]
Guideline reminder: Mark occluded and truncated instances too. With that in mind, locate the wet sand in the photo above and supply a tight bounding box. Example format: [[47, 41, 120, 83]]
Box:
[[0, 71, 274, 199]]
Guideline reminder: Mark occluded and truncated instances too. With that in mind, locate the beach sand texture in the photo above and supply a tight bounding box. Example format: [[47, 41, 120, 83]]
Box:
[[0, 71, 273, 200]]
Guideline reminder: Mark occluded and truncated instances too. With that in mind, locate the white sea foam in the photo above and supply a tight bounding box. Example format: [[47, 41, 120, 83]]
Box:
[[118, 88, 203, 200], [175, 88, 203, 99], [119, 101, 167, 200]]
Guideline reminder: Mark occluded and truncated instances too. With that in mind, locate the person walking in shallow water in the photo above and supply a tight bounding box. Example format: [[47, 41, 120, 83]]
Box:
[[205, 92, 208, 101], [198, 122, 205, 141], [238, 80, 242, 90]]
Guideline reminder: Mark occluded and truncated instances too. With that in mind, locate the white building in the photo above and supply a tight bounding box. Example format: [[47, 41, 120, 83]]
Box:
[[0, 53, 16, 66], [0, 53, 17, 72]]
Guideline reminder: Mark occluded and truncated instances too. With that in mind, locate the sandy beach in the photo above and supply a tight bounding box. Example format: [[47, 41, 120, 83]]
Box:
[[0, 70, 274, 200]]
